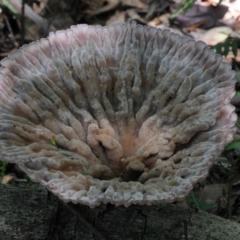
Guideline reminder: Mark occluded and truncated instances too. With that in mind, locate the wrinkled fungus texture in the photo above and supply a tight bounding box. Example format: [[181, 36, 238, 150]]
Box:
[[0, 22, 237, 207]]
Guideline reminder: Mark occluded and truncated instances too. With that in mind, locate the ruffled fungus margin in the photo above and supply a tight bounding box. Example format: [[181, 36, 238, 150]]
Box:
[[0, 22, 237, 207]]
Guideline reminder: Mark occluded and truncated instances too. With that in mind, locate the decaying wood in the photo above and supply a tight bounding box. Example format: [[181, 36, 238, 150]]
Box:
[[0, 183, 239, 240]]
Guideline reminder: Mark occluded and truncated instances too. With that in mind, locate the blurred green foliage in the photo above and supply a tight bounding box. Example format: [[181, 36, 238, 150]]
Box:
[[212, 38, 240, 57], [188, 191, 216, 211], [0, 161, 7, 183], [171, 0, 196, 18]]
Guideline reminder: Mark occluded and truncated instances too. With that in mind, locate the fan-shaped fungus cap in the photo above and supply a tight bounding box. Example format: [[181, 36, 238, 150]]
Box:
[[0, 22, 237, 207]]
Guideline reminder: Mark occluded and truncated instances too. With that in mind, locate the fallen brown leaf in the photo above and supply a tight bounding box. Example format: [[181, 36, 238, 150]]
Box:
[[121, 0, 147, 9], [87, 0, 120, 15], [106, 11, 125, 25], [1, 173, 16, 184], [197, 26, 233, 45]]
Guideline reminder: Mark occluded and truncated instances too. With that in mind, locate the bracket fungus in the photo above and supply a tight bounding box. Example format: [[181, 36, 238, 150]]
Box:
[[0, 22, 237, 207]]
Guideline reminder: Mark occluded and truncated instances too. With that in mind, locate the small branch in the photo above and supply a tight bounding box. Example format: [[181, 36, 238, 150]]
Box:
[[3, 15, 18, 48], [21, 0, 25, 45]]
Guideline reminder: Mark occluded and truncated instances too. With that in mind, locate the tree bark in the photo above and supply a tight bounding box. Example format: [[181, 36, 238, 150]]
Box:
[[0, 183, 239, 240]]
